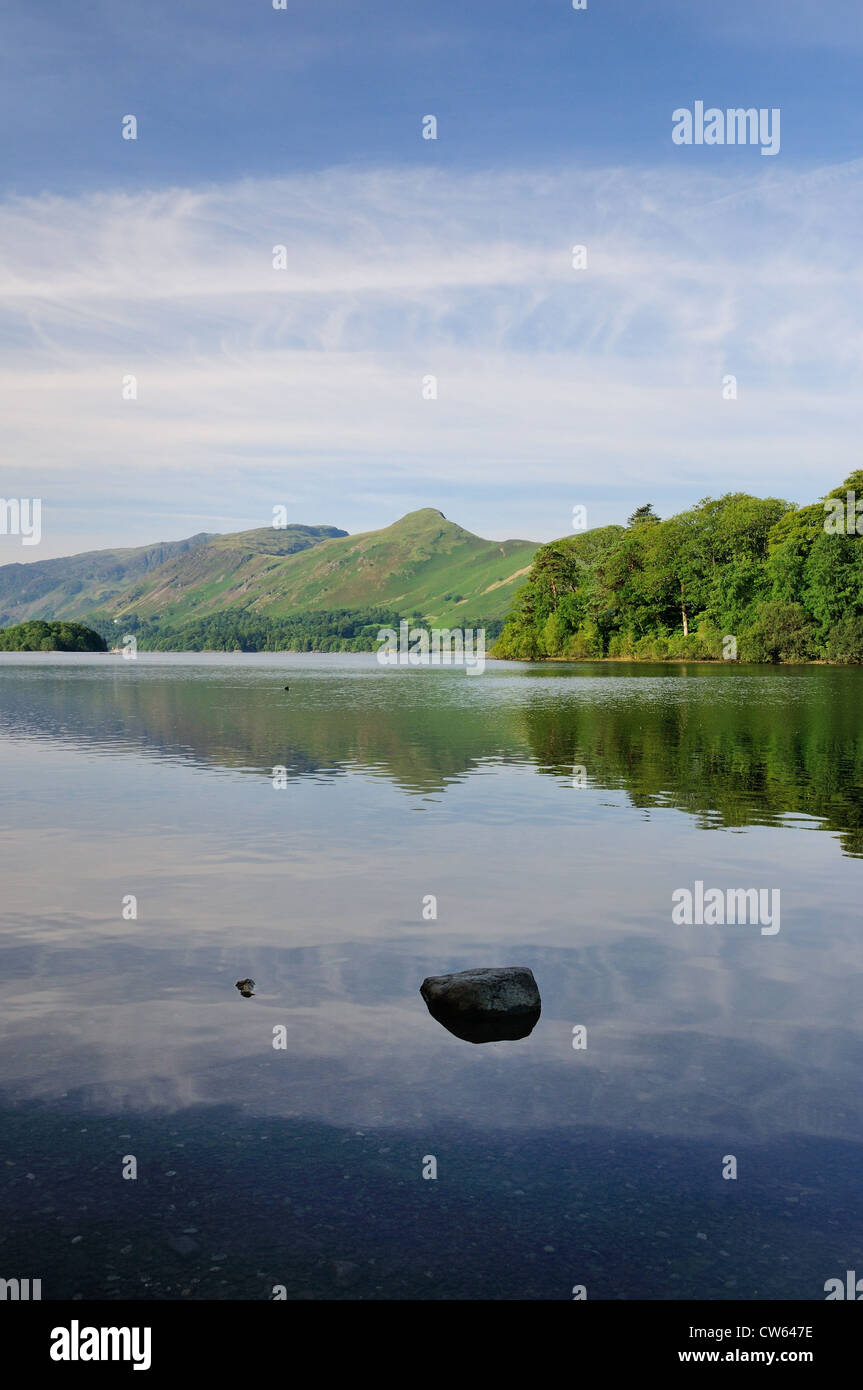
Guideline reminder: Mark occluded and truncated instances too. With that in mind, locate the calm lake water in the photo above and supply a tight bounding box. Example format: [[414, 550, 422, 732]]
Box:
[[1, 652, 862, 1300]]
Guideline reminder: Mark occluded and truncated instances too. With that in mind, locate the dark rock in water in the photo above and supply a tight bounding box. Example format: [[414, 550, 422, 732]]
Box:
[[235, 978, 255, 998], [420, 966, 541, 1043]]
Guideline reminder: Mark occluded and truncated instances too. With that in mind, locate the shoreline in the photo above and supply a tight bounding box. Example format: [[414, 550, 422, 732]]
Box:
[[1, 646, 857, 667]]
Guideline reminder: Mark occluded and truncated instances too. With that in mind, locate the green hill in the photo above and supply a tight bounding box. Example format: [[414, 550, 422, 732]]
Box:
[[0, 524, 345, 626], [0, 532, 215, 624], [0, 510, 538, 649]]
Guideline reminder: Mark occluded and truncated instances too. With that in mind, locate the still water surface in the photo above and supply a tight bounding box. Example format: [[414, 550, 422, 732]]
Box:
[[1, 653, 861, 1299]]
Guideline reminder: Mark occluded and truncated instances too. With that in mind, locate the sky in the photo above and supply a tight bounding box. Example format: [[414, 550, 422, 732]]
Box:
[[1, 0, 862, 559]]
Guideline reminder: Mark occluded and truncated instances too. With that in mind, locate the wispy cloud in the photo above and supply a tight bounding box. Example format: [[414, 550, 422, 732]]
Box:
[[1, 161, 862, 555]]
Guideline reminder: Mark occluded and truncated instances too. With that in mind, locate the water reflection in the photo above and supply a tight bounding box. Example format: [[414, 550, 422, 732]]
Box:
[[1, 653, 862, 851], [1, 653, 862, 1299]]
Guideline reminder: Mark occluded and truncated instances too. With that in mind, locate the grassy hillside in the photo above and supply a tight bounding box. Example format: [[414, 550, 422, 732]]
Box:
[[117, 510, 535, 629], [0, 524, 346, 626], [0, 511, 538, 648], [0, 533, 213, 624]]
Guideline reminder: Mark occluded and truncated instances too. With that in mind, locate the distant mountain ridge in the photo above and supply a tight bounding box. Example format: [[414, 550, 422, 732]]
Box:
[[0, 524, 346, 625], [0, 510, 538, 635]]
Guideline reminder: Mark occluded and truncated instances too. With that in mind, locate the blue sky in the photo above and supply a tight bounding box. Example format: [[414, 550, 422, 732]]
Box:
[[2, 0, 863, 558]]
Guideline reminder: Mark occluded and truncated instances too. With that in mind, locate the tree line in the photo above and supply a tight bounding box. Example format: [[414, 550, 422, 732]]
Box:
[[98, 608, 506, 652], [493, 473, 863, 663], [0, 620, 107, 652]]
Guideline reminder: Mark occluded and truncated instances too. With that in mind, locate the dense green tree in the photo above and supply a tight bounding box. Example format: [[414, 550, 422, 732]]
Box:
[[738, 601, 817, 663], [0, 620, 107, 652], [493, 479, 863, 664], [802, 533, 863, 630], [66, 608, 507, 655], [825, 615, 863, 663], [627, 504, 661, 527]]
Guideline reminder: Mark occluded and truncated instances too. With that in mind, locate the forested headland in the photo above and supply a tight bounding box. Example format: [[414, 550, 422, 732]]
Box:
[[0, 620, 107, 652], [493, 474, 863, 663]]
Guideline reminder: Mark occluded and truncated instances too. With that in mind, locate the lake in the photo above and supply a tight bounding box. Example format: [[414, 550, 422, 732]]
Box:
[[1, 652, 861, 1300]]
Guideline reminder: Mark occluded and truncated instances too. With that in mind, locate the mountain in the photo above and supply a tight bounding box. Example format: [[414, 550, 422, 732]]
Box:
[[0, 510, 538, 635], [0, 524, 346, 626]]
